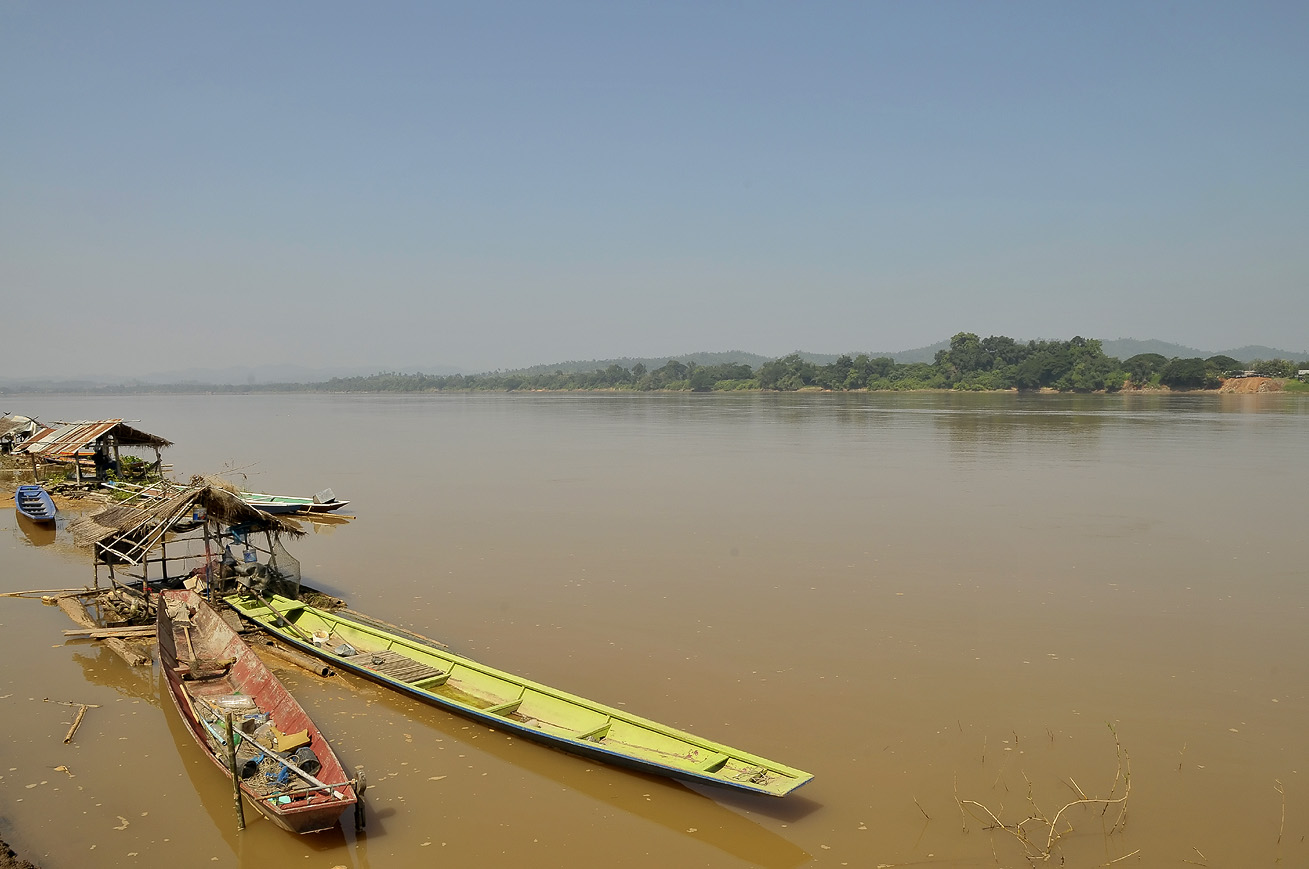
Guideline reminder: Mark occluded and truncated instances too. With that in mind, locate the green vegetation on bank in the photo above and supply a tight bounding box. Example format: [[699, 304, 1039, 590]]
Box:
[[4, 334, 1303, 395], [255, 334, 1300, 394]]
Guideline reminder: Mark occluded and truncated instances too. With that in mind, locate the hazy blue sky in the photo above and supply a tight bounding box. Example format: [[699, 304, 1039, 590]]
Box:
[[3, 1, 1306, 377]]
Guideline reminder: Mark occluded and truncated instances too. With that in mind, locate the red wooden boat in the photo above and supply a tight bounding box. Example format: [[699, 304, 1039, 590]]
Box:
[[158, 589, 357, 833]]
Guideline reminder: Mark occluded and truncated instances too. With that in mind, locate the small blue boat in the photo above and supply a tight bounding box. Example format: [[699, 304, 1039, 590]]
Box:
[[15, 485, 56, 523]]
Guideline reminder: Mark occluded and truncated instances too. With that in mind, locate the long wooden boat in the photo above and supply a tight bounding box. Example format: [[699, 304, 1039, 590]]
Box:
[[238, 491, 350, 515], [14, 484, 56, 523], [158, 589, 357, 833], [226, 593, 813, 797]]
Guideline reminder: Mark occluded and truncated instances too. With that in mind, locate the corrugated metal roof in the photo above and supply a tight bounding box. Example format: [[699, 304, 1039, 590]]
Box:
[[19, 419, 172, 457]]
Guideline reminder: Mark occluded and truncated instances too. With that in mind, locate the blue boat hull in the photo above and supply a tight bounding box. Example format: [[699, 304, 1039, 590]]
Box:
[[14, 485, 56, 523]]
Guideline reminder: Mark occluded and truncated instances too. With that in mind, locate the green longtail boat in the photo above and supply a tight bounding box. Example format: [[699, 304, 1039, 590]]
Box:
[[226, 594, 813, 797]]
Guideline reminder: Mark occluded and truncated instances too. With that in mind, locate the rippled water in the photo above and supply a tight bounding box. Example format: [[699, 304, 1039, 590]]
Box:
[[2, 391, 1307, 867]]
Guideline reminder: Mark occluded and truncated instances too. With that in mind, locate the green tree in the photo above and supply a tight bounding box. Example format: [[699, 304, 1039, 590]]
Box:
[[1160, 358, 1217, 389], [981, 335, 1024, 367], [757, 354, 816, 390], [688, 368, 717, 391], [1251, 359, 1296, 377], [1014, 348, 1069, 390], [1123, 353, 1168, 383], [945, 332, 991, 375], [1205, 355, 1243, 375], [817, 355, 854, 389]]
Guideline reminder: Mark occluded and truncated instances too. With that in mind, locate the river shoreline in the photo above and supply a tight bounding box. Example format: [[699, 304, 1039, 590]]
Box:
[[0, 382, 1275, 397]]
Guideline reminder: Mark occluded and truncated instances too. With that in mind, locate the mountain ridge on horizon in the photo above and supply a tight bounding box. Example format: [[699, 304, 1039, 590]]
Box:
[[2, 338, 1305, 389]]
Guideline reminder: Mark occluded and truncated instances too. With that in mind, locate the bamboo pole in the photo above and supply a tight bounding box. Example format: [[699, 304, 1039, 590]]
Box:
[[63, 626, 156, 637], [43, 699, 102, 744], [64, 705, 90, 743], [254, 641, 335, 678], [249, 589, 314, 643], [225, 712, 246, 831]]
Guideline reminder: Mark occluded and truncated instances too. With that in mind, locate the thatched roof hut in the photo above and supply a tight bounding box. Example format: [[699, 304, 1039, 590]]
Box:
[[70, 481, 303, 565]]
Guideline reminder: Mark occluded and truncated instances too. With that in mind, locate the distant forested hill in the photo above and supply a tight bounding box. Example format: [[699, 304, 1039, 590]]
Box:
[[1099, 339, 1308, 363], [505, 351, 771, 376], [512, 341, 952, 376]]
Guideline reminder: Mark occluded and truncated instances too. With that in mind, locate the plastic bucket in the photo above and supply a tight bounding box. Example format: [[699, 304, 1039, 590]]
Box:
[[291, 747, 322, 777]]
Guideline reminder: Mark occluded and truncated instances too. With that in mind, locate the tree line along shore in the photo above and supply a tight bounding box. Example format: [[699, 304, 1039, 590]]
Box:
[[4, 334, 1307, 395]]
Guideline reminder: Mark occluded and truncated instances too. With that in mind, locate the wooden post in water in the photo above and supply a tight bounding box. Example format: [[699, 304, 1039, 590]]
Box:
[[354, 766, 367, 832], [225, 712, 245, 831]]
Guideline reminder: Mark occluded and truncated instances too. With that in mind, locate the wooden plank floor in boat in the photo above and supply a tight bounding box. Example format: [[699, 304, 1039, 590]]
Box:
[[351, 647, 445, 684]]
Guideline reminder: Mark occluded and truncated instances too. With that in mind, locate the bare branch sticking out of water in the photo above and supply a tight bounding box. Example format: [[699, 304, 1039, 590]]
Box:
[[913, 796, 930, 820], [1100, 723, 1131, 832], [1275, 779, 1286, 846], [992, 751, 1013, 791], [1064, 776, 1088, 800], [955, 723, 1132, 863], [954, 774, 967, 833]]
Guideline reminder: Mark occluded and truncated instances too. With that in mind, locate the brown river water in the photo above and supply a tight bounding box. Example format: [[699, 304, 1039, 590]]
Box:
[[1, 391, 1307, 868]]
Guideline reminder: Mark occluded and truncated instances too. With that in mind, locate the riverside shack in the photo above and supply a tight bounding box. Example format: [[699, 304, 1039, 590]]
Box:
[[18, 418, 173, 483]]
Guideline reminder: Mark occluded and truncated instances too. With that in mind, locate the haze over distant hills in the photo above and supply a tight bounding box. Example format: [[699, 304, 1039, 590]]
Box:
[[0, 362, 467, 390], [1, 338, 1305, 390], [498, 338, 1307, 377]]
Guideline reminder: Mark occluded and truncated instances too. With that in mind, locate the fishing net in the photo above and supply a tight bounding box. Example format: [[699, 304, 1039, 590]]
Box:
[[267, 536, 301, 598]]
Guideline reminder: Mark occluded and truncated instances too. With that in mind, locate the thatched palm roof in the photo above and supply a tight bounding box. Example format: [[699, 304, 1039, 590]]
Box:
[[69, 481, 303, 564]]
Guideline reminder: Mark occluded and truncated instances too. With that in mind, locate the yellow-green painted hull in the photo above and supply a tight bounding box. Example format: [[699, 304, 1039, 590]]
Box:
[[226, 594, 813, 797]]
